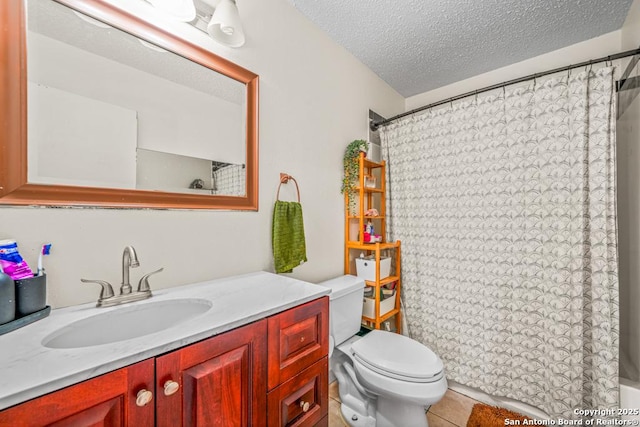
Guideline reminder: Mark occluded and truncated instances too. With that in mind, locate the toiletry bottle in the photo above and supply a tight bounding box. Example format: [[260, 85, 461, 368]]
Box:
[[0, 270, 15, 325], [0, 239, 34, 280]]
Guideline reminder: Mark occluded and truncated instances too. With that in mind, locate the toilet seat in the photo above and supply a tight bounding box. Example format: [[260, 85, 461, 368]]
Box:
[[351, 330, 444, 383], [352, 356, 448, 405]]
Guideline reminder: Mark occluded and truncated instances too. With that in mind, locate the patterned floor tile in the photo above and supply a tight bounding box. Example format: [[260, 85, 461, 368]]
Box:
[[329, 397, 348, 426], [427, 411, 459, 427], [428, 389, 477, 426], [330, 380, 341, 402]]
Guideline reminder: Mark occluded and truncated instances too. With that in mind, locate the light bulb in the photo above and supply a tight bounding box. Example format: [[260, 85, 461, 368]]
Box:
[[207, 0, 245, 47]]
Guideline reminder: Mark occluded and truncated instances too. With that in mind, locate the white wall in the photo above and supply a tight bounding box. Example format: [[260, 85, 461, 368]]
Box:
[[1, 0, 404, 308], [136, 149, 213, 193], [28, 83, 138, 188], [28, 32, 244, 164], [622, 0, 640, 51], [619, 0, 640, 381], [406, 30, 622, 110]]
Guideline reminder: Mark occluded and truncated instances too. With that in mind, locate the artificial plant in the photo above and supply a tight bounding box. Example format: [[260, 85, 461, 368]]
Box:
[[341, 139, 369, 214]]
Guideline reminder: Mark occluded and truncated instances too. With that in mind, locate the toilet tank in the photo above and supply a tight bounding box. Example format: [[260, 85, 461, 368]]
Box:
[[317, 275, 365, 346]]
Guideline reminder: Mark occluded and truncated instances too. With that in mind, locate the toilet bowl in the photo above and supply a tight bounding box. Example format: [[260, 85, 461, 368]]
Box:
[[317, 275, 447, 427]]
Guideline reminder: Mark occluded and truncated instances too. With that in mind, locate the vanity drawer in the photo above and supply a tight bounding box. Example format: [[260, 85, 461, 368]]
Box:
[[267, 297, 329, 390], [267, 357, 328, 427]]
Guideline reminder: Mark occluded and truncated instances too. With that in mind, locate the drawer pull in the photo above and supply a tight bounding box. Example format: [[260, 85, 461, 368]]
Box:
[[136, 389, 153, 407], [164, 380, 180, 396], [300, 400, 310, 413]]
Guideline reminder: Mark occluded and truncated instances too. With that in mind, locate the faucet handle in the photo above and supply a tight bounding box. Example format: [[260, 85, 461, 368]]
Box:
[[137, 268, 164, 293], [81, 279, 115, 300]]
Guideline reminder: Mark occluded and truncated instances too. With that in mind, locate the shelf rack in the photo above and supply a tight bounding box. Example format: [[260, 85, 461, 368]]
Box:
[[344, 153, 402, 333]]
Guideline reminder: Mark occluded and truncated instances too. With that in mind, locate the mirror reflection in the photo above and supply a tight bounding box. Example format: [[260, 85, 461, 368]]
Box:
[[26, 0, 247, 196]]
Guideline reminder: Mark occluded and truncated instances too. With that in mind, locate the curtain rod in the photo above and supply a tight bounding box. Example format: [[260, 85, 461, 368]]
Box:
[[371, 47, 640, 131]]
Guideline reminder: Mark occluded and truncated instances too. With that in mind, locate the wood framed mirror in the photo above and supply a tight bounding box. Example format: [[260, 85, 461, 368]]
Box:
[[0, 0, 258, 210]]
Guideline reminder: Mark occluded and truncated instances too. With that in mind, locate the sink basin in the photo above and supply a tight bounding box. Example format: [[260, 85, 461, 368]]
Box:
[[42, 299, 212, 349]]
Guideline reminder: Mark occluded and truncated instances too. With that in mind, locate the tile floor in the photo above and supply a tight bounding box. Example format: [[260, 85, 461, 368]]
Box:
[[328, 381, 480, 426]]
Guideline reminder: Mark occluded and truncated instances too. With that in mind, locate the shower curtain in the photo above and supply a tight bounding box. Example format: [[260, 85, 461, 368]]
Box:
[[380, 67, 619, 418]]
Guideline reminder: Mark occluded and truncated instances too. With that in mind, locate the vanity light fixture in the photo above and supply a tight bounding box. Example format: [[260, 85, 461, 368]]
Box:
[[148, 0, 197, 22], [206, 0, 245, 47], [144, 0, 246, 48]]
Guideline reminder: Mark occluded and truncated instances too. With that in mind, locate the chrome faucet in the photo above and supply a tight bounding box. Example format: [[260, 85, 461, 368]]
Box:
[[82, 246, 163, 308], [121, 245, 139, 295]]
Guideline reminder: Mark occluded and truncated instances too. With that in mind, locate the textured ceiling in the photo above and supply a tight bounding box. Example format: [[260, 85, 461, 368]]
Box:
[[289, 0, 634, 97]]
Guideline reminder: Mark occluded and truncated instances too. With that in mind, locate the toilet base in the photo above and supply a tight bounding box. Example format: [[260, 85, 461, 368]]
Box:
[[331, 337, 443, 427], [340, 402, 376, 427], [332, 350, 377, 427], [376, 397, 429, 427]]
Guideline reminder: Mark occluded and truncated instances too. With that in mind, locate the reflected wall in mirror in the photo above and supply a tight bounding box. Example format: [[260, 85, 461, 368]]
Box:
[[0, 0, 258, 209], [136, 149, 245, 196]]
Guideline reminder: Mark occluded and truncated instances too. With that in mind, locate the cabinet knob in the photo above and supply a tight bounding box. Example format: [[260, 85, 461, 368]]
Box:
[[300, 400, 310, 413], [164, 380, 180, 396], [136, 389, 153, 407]]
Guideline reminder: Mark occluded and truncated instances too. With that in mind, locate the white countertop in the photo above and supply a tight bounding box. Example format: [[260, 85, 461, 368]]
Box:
[[0, 271, 330, 410]]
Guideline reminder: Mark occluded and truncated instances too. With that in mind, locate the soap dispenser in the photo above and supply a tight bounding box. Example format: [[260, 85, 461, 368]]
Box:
[[0, 270, 15, 325]]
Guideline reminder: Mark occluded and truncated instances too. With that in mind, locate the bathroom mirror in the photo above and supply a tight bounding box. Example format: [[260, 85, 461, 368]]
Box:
[[0, 0, 258, 209]]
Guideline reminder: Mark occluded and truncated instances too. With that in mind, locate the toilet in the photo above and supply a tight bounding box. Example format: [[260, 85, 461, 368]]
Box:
[[318, 275, 447, 427]]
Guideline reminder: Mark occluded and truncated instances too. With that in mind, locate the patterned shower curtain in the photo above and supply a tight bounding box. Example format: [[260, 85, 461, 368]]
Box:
[[380, 67, 619, 418]]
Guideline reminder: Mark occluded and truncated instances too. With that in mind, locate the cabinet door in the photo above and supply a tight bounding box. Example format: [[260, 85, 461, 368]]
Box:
[[267, 297, 328, 390], [156, 319, 267, 427], [267, 357, 328, 427], [0, 358, 155, 427]]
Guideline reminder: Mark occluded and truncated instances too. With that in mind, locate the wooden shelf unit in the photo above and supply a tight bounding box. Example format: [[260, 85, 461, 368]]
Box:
[[344, 153, 402, 333]]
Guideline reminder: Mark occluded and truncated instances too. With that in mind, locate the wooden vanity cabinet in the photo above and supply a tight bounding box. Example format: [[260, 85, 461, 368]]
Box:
[[267, 298, 329, 427], [155, 320, 267, 427], [0, 297, 329, 427], [267, 358, 328, 427], [0, 359, 155, 427]]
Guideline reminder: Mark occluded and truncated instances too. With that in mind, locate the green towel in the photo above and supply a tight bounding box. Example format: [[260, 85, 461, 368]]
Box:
[[272, 200, 307, 273]]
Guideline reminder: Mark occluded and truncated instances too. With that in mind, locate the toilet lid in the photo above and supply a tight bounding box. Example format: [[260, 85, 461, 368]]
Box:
[[351, 330, 443, 382]]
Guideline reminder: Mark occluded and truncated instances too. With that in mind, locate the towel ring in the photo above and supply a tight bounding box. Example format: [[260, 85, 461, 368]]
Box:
[[277, 173, 300, 202]]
